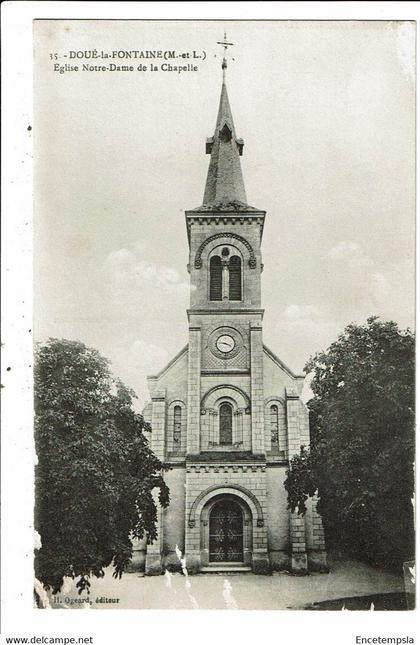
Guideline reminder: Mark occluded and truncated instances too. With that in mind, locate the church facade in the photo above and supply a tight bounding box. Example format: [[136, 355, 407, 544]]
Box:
[[135, 61, 327, 575]]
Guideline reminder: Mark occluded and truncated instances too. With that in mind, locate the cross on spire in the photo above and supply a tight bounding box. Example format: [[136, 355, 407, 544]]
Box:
[[217, 31, 234, 81]]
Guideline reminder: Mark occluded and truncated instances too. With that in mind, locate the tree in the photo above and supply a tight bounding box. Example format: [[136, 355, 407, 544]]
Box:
[[34, 338, 169, 594], [284, 317, 415, 568]]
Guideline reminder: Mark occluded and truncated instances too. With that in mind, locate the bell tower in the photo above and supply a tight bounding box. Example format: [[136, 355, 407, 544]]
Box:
[[185, 37, 266, 458]]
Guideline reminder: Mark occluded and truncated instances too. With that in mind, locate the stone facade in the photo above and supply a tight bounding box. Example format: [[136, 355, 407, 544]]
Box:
[[134, 70, 327, 575]]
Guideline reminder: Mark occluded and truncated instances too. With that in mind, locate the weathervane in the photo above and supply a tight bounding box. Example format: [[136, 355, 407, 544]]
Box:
[[216, 31, 234, 81]]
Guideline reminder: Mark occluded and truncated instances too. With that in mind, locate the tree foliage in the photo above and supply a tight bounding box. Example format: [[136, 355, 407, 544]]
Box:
[[34, 338, 169, 594], [284, 317, 415, 567], [284, 448, 317, 516]]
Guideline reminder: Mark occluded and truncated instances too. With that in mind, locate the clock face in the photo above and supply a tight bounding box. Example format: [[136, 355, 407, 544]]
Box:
[[208, 326, 243, 361], [216, 334, 235, 353]]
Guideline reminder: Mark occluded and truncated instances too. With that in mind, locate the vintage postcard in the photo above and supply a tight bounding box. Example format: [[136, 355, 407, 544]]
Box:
[[1, 7, 418, 645]]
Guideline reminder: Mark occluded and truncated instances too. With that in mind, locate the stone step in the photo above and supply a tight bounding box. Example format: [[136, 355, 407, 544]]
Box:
[[200, 565, 252, 573]]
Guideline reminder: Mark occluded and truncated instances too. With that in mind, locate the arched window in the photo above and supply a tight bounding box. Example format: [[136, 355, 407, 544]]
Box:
[[210, 256, 222, 301], [173, 405, 182, 447], [219, 402, 233, 445], [270, 405, 279, 447], [229, 255, 242, 301]]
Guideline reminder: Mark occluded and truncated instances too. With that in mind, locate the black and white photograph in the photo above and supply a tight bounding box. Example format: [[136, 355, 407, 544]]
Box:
[[1, 4, 418, 644]]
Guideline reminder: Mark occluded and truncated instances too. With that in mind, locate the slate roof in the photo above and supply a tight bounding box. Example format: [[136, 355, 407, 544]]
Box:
[[202, 81, 249, 208]]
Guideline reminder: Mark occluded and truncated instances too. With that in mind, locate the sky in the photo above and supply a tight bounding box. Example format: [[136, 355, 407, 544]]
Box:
[[34, 20, 415, 408]]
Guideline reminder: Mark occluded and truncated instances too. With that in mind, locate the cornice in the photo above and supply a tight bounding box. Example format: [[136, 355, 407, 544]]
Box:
[[187, 308, 264, 317], [185, 211, 266, 243]]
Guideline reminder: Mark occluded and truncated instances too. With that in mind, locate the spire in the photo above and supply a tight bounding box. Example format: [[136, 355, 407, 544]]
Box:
[[202, 34, 248, 208]]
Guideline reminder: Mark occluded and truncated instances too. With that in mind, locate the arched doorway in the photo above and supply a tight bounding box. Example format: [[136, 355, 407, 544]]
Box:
[[209, 498, 244, 562], [191, 486, 262, 569]]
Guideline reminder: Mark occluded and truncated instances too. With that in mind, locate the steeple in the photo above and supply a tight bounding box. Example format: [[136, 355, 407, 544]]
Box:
[[202, 34, 248, 209]]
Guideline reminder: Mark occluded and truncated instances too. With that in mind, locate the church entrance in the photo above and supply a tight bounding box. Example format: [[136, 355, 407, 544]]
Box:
[[209, 499, 243, 562]]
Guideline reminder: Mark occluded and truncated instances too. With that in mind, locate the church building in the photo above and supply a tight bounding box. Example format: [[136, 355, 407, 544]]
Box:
[[136, 50, 327, 575]]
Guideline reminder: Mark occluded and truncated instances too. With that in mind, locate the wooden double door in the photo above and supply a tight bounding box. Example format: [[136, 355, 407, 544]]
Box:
[[209, 499, 244, 562]]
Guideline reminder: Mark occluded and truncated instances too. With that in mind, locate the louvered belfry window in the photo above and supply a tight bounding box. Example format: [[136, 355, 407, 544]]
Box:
[[210, 256, 222, 300], [219, 402, 233, 445], [229, 255, 242, 301], [173, 405, 182, 447]]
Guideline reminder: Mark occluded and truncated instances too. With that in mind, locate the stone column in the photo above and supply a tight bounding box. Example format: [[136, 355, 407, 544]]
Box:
[[251, 465, 270, 573], [307, 495, 328, 571], [290, 511, 308, 573], [187, 326, 201, 454], [150, 390, 166, 460], [145, 489, 163, 575], [184, 466, 202, 574], [250, 323, 265, 454], [235, 409, 244, 445], [286, 387, 301, 458], [287, 388, 309, 572], [144, 391, 166, 575], [209, 409, 217, 445], [222, 258, 229, 300]]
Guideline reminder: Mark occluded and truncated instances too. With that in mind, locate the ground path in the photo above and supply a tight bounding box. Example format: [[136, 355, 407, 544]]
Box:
[[48, 558, 405, 610]]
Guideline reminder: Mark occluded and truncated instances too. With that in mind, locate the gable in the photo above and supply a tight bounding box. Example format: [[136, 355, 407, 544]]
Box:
[[147, 344, 189, 403], [263, 345, 304, 397]]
